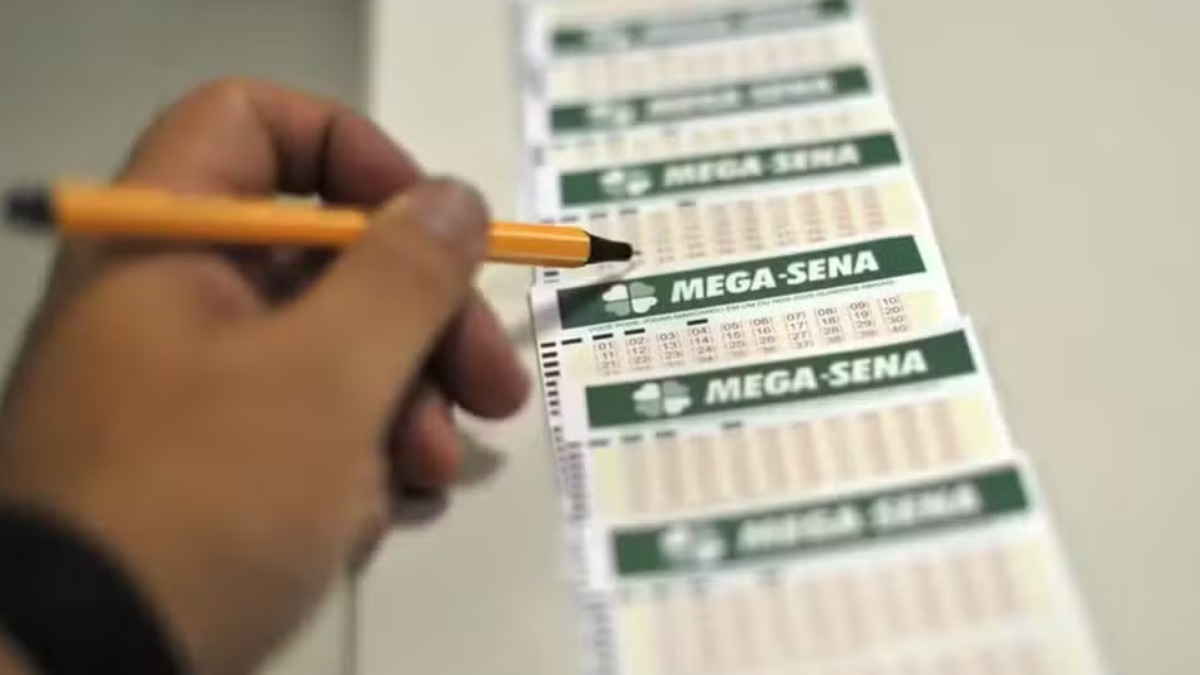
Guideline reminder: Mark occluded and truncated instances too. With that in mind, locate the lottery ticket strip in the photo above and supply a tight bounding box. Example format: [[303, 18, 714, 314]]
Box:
[[515, 1, 1107, 673]]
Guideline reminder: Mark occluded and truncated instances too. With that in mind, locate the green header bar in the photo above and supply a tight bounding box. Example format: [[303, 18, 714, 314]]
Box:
[[551, 67, 871, 133], [613, 466, 1029, 577], [552, 0, 851, 55], [557, 235, 925, 329], [559, 133, 901, 207], [585, 331, 976, 427]]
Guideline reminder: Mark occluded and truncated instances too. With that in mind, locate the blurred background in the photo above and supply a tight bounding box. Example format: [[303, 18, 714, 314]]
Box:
[[2, 1, 1199, 674]]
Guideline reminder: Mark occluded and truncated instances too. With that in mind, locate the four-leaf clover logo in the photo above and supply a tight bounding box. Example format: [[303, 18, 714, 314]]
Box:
[[589, 27, 631, 51], [632, 380, 693, 419], [587, 102, 637, 129], [601, 281, 658, 317], [599, 168, 653, 199], [658, 523, 728, 569]]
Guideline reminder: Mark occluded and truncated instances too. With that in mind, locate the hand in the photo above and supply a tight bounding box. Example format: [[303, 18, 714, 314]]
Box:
[[0, 79, 529, 674]]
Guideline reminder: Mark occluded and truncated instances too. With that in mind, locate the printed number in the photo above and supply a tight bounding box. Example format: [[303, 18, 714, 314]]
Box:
[[689, 326, 716, 361], [658, 343, 682, 356]]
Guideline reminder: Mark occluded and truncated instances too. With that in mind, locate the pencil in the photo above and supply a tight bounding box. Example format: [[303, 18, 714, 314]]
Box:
[[4, 183, 635, 268]]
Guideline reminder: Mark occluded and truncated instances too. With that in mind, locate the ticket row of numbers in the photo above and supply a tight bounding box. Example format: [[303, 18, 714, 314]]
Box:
[[537, 175, 925, 287]]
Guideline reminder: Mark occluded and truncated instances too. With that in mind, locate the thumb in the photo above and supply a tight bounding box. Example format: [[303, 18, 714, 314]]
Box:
[[274, 178, 489, 414]]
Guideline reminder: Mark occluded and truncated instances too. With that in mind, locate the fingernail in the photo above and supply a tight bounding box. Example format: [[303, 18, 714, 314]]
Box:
[[405, 179, 489, 256]]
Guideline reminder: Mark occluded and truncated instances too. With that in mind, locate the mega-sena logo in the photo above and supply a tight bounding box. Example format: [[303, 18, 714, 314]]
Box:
[[597, 249, 881, 318]]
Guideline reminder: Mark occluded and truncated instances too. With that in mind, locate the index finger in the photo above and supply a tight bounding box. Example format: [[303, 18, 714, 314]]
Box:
[[49, 78, 424, 297], [121, 78, 421, 202]]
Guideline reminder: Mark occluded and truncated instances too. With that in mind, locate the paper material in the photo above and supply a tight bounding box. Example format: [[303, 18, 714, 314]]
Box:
[[516, 0, 1107, 672]]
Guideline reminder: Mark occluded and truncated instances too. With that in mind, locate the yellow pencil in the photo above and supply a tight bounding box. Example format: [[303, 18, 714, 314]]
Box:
[[4, 183, 634, 267]]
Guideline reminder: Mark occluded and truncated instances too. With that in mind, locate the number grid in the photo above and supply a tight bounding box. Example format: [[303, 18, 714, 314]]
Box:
[[543, 101, 892, 172], [538, 178, 919, 286], [610, 536, 1084, 675], [582, 391, 1007, 522]]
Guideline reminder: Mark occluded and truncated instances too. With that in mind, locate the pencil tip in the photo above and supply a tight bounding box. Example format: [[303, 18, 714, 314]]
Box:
[[5, 187, 53, 229], [586, 233, 635, 264]]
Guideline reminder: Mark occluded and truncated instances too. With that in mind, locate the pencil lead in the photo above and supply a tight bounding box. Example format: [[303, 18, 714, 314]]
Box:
[[586, 233, 635, 264]]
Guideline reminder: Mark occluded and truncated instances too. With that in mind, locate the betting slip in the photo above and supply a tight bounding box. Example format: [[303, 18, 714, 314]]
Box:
[[513, 0, 1108, 673]]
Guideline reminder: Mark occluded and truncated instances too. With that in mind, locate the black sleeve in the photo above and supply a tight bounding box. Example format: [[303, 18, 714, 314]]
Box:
[[0, 506, 185, 674]]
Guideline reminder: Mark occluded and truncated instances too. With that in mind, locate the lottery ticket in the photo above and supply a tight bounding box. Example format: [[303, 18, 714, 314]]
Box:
[[539, 93, 893, 171], [531, 231, 956, 399], [548, 328, 1104, 673], [534, 175, 926, 290], [540, 63, 873, 140], [555, 372, 1016, 526], [579, 461, 1057, 590], [544, 322, 981, 440], [512, 0, 1107, 672], [573, 500, 1105, 674], [522, 0, 857, 64], [532, 99, 904, 215], [525, 21, 873, 137]]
